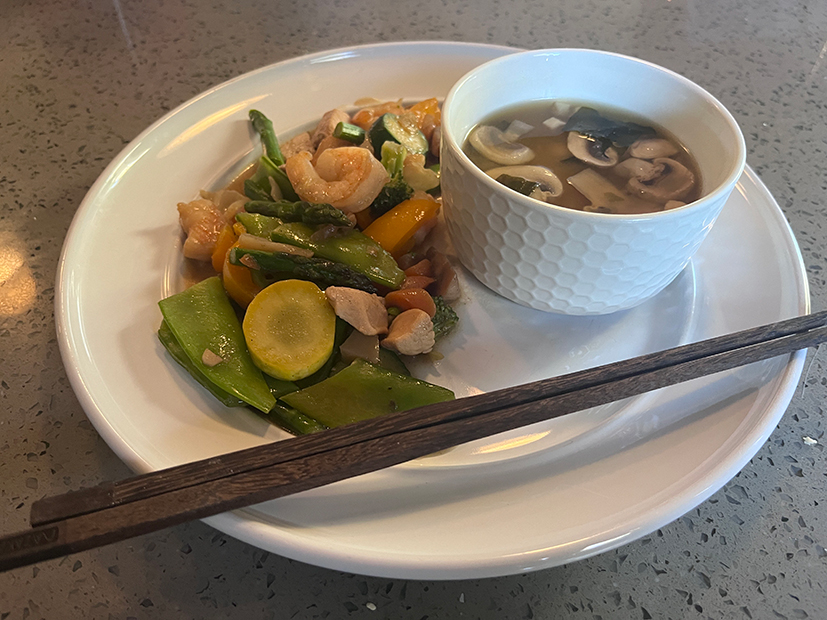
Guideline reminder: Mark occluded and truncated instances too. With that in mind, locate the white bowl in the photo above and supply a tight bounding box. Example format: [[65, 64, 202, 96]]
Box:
[[440, 49, 747, 315]]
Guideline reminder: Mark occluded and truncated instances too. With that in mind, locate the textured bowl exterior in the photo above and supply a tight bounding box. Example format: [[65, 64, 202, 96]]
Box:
[[442, 149, 727, 314], [441, 49, 746, 315]]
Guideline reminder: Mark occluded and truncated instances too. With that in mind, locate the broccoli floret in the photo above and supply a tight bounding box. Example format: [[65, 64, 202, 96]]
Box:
[[432, 296, 458, 340], [369, 173, 414, 218], [368, 142, 415, 218]]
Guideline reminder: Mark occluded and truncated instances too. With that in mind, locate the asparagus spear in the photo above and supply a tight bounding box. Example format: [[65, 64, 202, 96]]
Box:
[[229, 247, 380, 294], [245, 109, 299, 201], [249, 109, 285, 165], [246, 154, 299, 202], [243, 179, 273, 202], [245, 199, 353, 227]]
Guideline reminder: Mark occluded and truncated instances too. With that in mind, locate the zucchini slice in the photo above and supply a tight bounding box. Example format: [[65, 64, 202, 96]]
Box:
[[369, 113, 428, 155]]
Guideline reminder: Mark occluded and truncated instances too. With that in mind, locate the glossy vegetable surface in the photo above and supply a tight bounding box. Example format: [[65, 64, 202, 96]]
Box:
[[158, 277, 275, 412], [363, 197, 441, 258], [242, 279, 337, 381], [271, 222, 405, 289], [282, 359, 454, 427]]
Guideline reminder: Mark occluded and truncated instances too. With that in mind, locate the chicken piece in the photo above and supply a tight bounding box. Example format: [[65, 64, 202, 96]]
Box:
[[311, 108, 351, 149], [280, 131, 313, 160], [325, 286, 388, 336], [177, 190, 246, 262], [381, 309, 435, 356], [177, 198, 224, 261]]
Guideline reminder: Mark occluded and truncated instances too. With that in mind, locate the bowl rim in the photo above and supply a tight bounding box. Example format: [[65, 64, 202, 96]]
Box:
[[441, 47, 748, 222]]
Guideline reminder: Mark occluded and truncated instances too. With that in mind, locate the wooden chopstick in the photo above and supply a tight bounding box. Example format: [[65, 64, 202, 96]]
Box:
[[31, 309, 827, 528], [1, 311, 825, 573]]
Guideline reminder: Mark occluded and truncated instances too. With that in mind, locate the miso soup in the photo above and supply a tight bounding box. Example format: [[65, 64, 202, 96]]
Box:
[[463, 101, 702, 214]]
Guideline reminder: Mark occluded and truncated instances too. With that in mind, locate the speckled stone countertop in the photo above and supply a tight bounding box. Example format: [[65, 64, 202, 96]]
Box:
[[2, 0, 826, 618]]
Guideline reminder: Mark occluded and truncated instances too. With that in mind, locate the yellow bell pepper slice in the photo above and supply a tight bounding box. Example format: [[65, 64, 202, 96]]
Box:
[[362, 197, 440, 258]]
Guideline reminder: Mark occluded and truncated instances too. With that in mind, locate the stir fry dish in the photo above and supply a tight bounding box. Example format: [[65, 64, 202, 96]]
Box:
[[158, 100, 460, 435]]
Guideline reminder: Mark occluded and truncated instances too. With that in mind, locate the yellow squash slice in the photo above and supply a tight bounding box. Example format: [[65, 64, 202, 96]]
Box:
[[242, 280, 336, 381]]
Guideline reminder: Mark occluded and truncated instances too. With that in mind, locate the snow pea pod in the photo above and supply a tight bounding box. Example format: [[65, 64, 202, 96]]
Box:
[[281, 359, 454, 428], [158, 277, 275, 413], [271, 221, 405, 289], [157, 320, 245, 408], [235, 212, 282, 238]]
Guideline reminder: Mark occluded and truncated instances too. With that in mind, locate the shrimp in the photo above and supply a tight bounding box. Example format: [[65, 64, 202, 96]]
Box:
[[285, 147, 389, 214]]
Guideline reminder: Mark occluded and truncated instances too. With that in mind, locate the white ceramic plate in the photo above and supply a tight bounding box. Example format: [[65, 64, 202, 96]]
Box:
[[57, 42, 809, 579]]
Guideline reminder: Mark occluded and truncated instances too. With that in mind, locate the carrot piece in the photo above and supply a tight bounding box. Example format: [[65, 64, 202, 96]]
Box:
[[401, 275, 436, 290], [404, 259, 433, 278], [211, 223, 238, 273], [385, 288, 436, 317]]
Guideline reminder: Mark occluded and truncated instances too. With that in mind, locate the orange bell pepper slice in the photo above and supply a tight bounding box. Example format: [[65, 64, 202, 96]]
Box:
[[362, 197, 440, 259], [351, 100, 405, 130], [407, 98, 441, 129], [222, 242, 261, 308], [211, 223, 238, 273]]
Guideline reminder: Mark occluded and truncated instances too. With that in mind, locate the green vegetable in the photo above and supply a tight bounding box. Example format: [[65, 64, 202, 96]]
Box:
[[229, 247, 380, 293], [249, 109, 285, 165], [432, 296, 459, 340], [496, 173, 540, 197], [270, 221, 405, 289], [244, 179, 273, 202], [235, 212, 282, 238], [370, 141, 414, 217], [370, 174, 414, 219], [246, 154, 299, 202], [158, 277, 275, 413], [562, 107, 656, 147], [262, 402, 327, 435], [262, 373, 299, 399], [245, 199, 353, 227], [157, 320, 245, 407], [369, 113, 428, 155], [282, 359, 454, 427], [260, 376, 327, 434], [332, 121, 366, 144], [245, 110, 298, 202], [380, 141, 408, 176], [378, 348, 409, 376]]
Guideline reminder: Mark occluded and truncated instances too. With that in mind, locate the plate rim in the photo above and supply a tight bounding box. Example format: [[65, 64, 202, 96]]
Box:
[[55, 41, 810, 579]]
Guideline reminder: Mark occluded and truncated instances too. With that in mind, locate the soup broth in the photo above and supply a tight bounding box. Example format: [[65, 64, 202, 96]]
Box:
[[463, 101, 702, 214]]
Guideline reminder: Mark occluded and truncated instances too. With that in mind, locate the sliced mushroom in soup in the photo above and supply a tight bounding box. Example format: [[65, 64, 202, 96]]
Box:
[[462, 101, 701, 213]]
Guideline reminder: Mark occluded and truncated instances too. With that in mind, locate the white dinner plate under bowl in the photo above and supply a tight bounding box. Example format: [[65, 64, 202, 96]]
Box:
[[57, 42, 808, 579]]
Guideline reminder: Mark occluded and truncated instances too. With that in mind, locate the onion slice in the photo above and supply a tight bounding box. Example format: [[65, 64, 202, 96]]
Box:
[[237, 233, 313, 257]]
